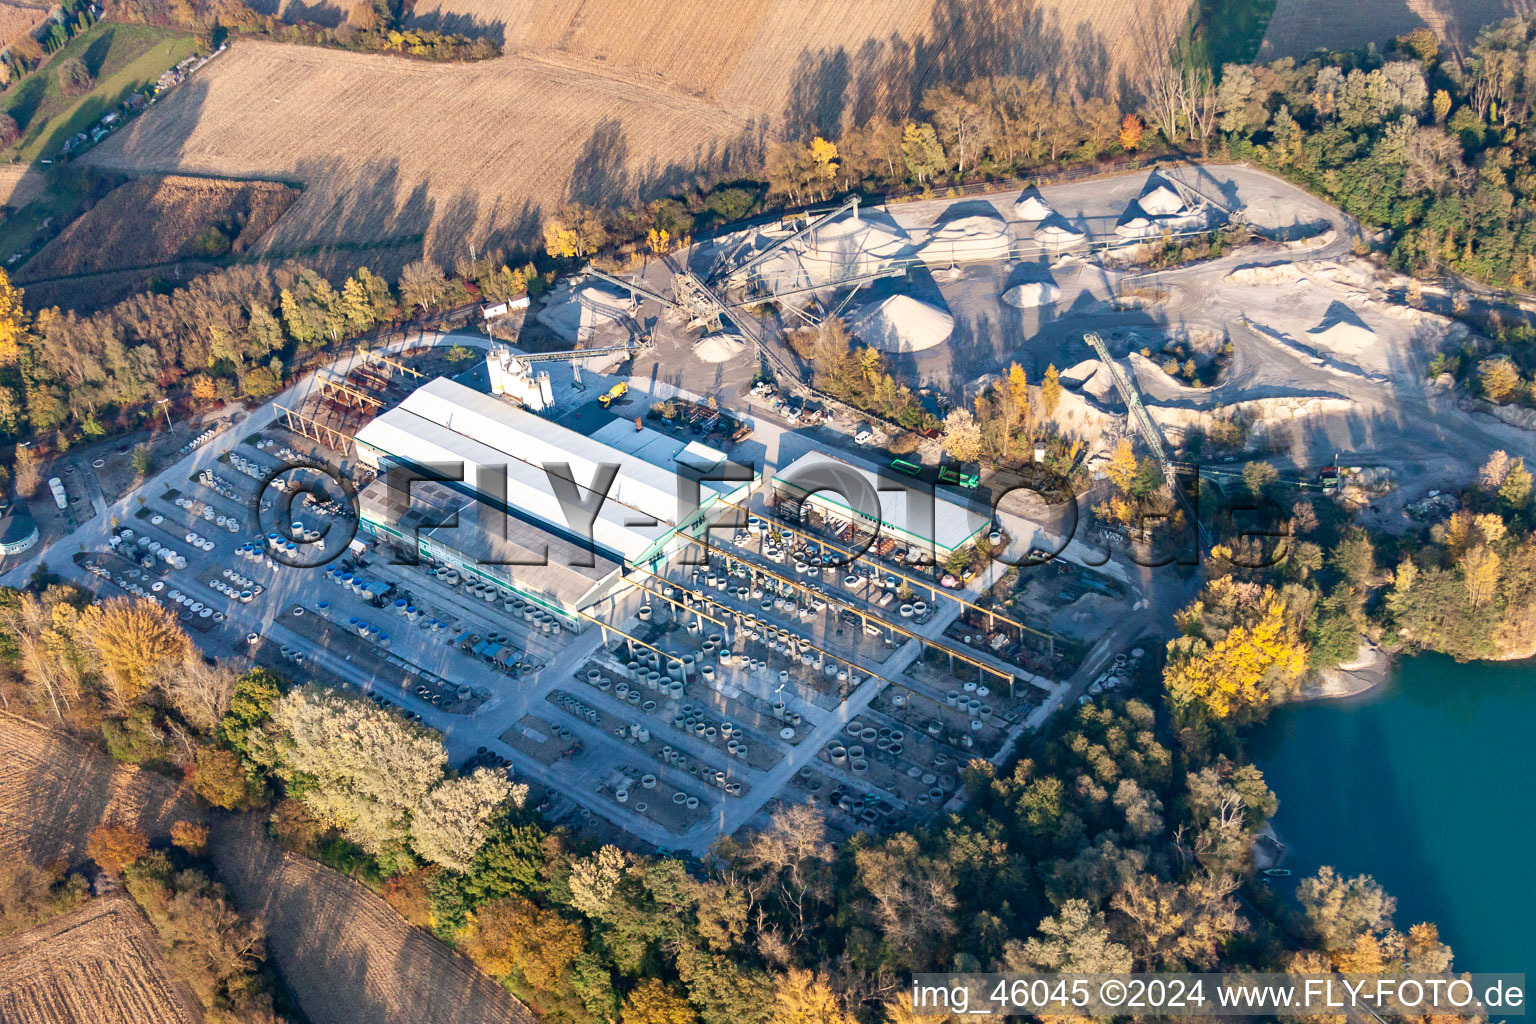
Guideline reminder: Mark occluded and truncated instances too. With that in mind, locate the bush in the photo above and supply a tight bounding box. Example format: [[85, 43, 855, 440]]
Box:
[[56, 57, 94, 96]]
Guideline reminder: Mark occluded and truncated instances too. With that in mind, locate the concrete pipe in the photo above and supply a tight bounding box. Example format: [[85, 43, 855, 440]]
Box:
[[641, 774, 657, 789], [847, 745, 864, 759], [850, 759, 868, 773]]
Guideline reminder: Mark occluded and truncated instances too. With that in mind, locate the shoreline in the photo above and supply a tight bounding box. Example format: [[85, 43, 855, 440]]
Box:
[[1292, 642, 1393, 704]]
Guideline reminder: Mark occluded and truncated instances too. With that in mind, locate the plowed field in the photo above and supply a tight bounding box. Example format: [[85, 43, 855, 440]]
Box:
[[0, 897, 204, 1024], [83, 0, 1189, 268]]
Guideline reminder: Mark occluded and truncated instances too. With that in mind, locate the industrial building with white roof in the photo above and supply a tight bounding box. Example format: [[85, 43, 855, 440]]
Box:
[[353, 376, 757, 625]]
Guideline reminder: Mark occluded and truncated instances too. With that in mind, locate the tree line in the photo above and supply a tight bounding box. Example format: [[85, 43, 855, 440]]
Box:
[[104, 0, 500, 61], [0, 250, 539, 487]]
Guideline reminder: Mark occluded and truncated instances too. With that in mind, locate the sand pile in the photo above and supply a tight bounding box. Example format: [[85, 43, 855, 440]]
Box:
[[536, 279, 635, 342], [1014, 194, 1053, 220], [849, 294, 954, 353], [919, 212, 1012, 264], [1002, 281, 1061, 308], [752, 211, 909, 292], [693, 333, 748, 363], [1130, 351, 1206, 392], [1114, 215, 1155, 239], [1032, 214, 1086, 249], [1137, 183, 1185, 217], [1058, 358, 1100, 388], [1225, 263, 1307, 286], [1307, 305, 1376, 354]]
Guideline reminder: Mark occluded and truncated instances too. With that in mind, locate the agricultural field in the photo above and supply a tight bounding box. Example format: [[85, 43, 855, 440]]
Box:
[[0, 713, 201, 869], [0, 0, 47, 50], [82, 0, 1190, 269], [210, 815, 537, 1024], [15, 174, 299, 302], [0, 21, 198, 163], [1259, 0, 1519, 60], [0, 897, 203, 1024], [0, 163, 45, 208]]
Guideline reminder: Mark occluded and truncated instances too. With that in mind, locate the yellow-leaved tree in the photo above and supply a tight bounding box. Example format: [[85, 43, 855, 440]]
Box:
[[81, 597, 192, 704], [622, 978, 698, 1024], [1164, 587, 1307, 720], [0, 269, 31, 366], [771, 969, 858, 1024]]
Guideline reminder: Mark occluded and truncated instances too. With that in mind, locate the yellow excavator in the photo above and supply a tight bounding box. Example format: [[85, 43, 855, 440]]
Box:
[[597, 381, 629, 408]]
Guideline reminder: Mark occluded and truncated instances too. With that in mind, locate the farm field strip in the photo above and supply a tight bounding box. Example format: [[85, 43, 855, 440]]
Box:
[[0, 897, 203, 1024], [83, 0, 1189, 265]]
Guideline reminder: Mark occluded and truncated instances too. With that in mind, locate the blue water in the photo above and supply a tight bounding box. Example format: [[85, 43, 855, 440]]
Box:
[[1249, 655, 1536, 974]]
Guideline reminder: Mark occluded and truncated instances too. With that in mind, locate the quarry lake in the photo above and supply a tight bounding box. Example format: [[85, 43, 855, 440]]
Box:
[[1250, 655, 1536, 974]]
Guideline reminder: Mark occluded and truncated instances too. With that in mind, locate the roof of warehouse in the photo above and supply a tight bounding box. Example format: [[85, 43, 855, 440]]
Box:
[[354, 377, 745, 560], [360, 478, 619, 605], [772, 451, 989, 551]]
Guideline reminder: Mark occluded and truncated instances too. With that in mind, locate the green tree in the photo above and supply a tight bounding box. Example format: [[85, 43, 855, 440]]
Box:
[[900, 122, 945, 184]]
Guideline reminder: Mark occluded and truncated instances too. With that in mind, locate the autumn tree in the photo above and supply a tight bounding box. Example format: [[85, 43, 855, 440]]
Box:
[[409, 767, 523, 871], [1105, 438, 1139, 493], [624, 978, 699, 1024], [87, 822, 149, 874], [1040, 363, 1061, 417], [543, 205, 608, 259], [166, 656, 237, 734], [171, 820, 210, 854], [1296, 867, 1395, 955], [0, 115, 19, 148], [1003, 899, 1132, 972], [1118, 113, 1144, 151], [941, 407, 984, 462], [1164, 586, 1308, 720], [808, 136, 839, 194], [770, 969, 857, 1024], [13, 443, 40, 496], [923, 86, 992, 173], [81, 597, 192, 704], [1478, 356, 1521, 403], [398, 259, 449, 313], [271, 685, 447, 855], [464, 895, 585, 991], [1500, 458, 1532, 508], [190, 745, 254, 809]]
